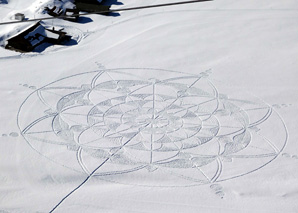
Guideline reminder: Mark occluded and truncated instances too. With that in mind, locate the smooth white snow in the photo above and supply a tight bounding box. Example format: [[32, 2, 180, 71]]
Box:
[[0, 0, 298, 212]]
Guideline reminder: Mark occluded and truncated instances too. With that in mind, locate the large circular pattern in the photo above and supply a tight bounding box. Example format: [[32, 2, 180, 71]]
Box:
[[18, 68, 287, 186]]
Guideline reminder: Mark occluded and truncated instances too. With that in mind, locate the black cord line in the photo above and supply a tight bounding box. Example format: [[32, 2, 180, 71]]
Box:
[[0, 0, 212, 26]]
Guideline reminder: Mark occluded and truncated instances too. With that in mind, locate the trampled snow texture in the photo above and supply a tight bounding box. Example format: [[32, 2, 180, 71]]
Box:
[[0, 0, 298, 212]]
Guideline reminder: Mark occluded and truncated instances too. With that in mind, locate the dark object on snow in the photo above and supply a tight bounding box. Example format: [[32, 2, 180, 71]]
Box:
[[0, 0, 8, 4], [14, 13, 25, 21], [44, 0, 112, 22], [75, 0, 110, 13], [76, 0, 103, 4], [44, 6, 64, 17], [45, 6, 80, 21], [64, 8, 80, 21], [5, 22, 71, 52]]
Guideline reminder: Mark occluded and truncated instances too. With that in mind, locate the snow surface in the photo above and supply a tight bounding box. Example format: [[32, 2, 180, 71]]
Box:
[[0, 0, 298, 212]]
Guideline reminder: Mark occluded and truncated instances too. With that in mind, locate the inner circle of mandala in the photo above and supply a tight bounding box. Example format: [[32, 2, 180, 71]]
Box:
[[18, 68, 287, 186]]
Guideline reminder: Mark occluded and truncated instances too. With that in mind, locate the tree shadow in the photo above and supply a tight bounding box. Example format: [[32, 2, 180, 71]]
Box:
[[32, 43, 54, 53], [62, 38, 78, 46], [101, 0, 124, 6], [77, 16, 93, 24], [106, 12, 120, 17], [0, 0, 8, 4], [32, 39, 78, 53], [101, 0, 123, 17], [60, 14, 93, 24]]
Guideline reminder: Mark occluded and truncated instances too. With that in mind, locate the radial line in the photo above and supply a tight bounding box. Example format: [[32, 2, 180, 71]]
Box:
[[150, 83, 156, 163], [49, 122, 151, 212], [105, 71, 152, 120], [156, 77, 202, 116], [195, 166, 211, 182], [256, 132, 279, 154]]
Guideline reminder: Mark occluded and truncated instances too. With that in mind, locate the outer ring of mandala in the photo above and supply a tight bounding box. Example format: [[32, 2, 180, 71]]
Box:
[[17, 68, 288, 187]]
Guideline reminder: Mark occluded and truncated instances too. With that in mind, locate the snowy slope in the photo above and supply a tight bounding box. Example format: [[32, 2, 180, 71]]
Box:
[[1, 0, 298, 212]]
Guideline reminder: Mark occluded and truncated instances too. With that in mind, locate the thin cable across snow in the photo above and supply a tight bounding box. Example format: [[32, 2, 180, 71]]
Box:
[[0, 0, 212, 26]]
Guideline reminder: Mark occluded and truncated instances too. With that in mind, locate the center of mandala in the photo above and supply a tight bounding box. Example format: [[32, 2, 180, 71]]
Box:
[[141, 112, 182, 134]]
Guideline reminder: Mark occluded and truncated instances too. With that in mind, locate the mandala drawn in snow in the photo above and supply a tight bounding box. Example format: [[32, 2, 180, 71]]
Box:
[[18, 68, 287, 186]]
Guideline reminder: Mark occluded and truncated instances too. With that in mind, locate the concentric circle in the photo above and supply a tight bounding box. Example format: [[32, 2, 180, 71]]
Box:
[[18, 68, 287, 186]]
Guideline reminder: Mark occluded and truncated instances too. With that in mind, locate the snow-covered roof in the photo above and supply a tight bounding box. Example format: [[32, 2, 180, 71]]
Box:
[[8, 22, 62, 46], [24, 24, 47, 46], [7, 21, 41, 40], [45, 30, 60, 40]]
